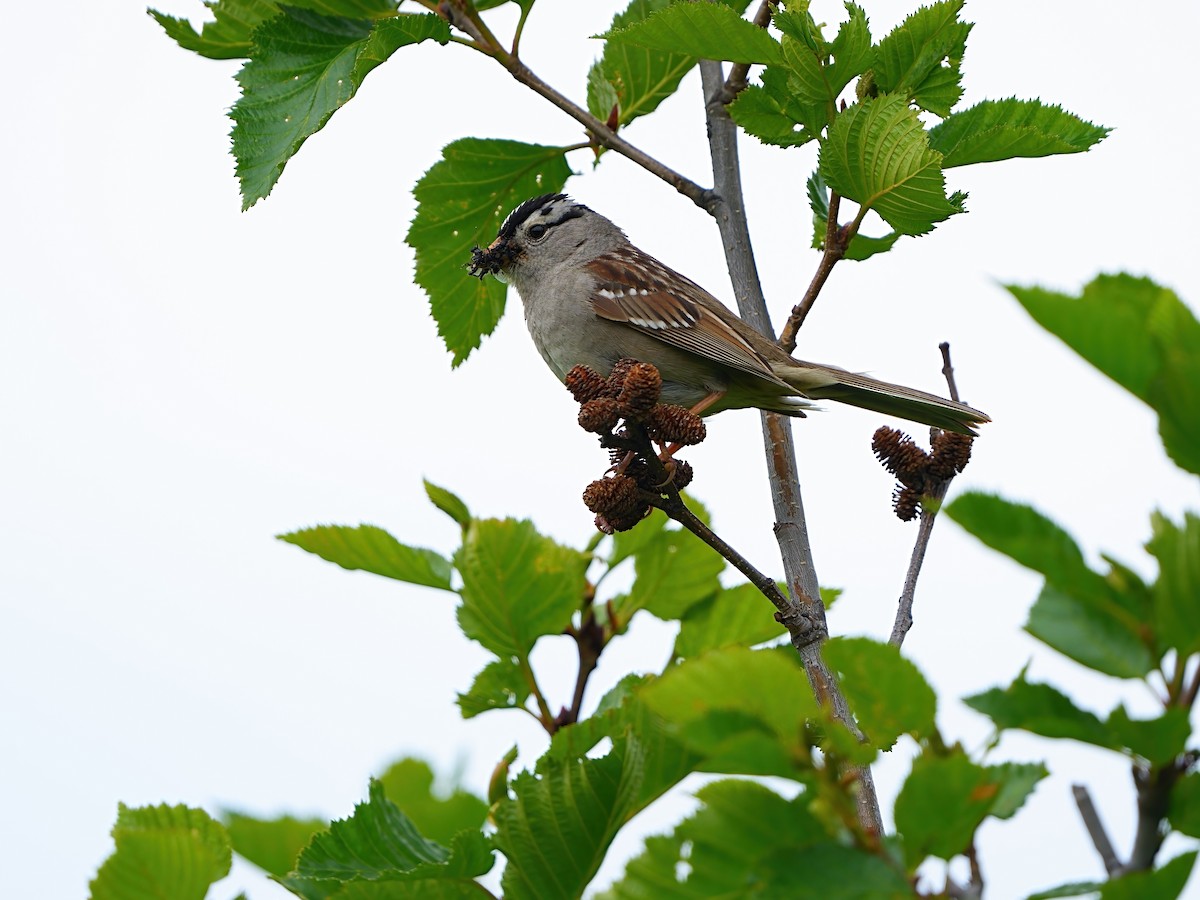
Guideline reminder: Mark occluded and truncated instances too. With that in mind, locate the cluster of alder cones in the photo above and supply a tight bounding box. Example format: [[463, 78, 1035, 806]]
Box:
[[566, 360, 706, 533], [872, 426, 974, 521]]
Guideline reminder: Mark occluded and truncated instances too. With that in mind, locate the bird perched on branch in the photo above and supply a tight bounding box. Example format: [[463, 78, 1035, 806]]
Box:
[[469, 193, 988, 435]]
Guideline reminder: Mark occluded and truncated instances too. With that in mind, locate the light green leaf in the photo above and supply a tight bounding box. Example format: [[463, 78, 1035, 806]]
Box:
[[1147, 512, 1200, 656], [283, 781, 492, 893], [729, 81, 818, 147], [456, 657, 531, 719], [587, 0, 694, 128], [375, 759, 489, 847], [495, 740, 645, 900], [819, 94, 960, 235], [1006, 275, 1200, 475], [965, 675, 1118, 750], [1169, 773, 1200, 838], [617, 518, 724, 622], [424, 480, 471, 529], [1026, 881, 1107, 899], [231, 10, 450, 209], [929, 98, 1109, 167], [823, 637, 937, 747], [279, 524, 454, 591], [894, 750, 996, 868], [455, 519, 586, 658], [603, 2, 783, 65], [1100, 852, 1196, 900], [674, 582, 788, 657], [222, 811, 325, 878], [873, 0, 971, 116], [407, 139, 572, 366], [806, 170, 899, 260], [779, 2, 872, 118], [987, 761, 1048, 820], [89, 804, 232, 900], [149, 0, 281, 59], [1104, 706, 1191, 765]]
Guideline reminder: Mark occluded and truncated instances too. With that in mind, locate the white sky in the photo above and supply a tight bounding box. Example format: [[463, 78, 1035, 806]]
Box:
[[4, 1, 1200, 897]]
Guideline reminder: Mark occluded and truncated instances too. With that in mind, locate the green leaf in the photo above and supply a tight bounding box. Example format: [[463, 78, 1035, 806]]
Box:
[[894, 750, 997, 868], [674, 582, 788, 657], [375, 759, 489, 847], [495, 740, 645, 900], [407, 139, 572, 366], [89, 804, 232, 900], [729, 81, 818, 147], [1147, 512, 1200, 656], [223, 811, 325, 878], [1026, 882, 1107, 900], [587, 0, 694, 128], [424, 480, 471, 529], [149, 1, 281, 59], [947, 492, 1152, 678], [819, 94, 960, 235], [807, 170, 899, 260], [1104, 706, 1191, 765], [987, 761, 1049, 820], [1169, 773, 1200, 838], [455, 519, 586, 658], [283, 781, 492, 894], [873, 0, 971, 116], [279, 524, 454, 591], [616, 517, 724, 621], [1100, 851, 1197, 900], [823, 637, 937, 747], [603, 2, 782, 65], [929, 98, 1109, 167], [778, 2, 872, 118], [456, 657, 532, 719], [230, 10, 449, 209], [965, 675, 1117, 750], [1006, 275, 1200, 475]]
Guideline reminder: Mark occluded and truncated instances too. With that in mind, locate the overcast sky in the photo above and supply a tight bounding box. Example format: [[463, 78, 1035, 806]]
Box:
[[4, 1, 1200, 897]]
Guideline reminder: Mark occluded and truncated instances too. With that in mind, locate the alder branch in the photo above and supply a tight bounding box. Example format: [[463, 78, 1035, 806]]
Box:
[[779, 202, 867, 352], [1072, 784, 1122, 876], [699, 57, 884, 840]]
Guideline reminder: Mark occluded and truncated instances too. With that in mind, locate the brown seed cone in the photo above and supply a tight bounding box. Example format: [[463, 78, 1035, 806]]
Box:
[[930, 431, 973, 479], [672, 459, 694, 490], [578, 398, 623, 434], [604, 358, 640, 396], [893, 485, 922, 522], [647, 405, 706, 445], [583, 474, 649, 532], [872, 426, 930, 486], [617, 362, 663, 414], [565, 365, 609, 403]]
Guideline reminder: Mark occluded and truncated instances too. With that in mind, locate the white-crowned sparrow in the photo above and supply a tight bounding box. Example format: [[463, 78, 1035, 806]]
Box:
[[469, 193, 988, 435]]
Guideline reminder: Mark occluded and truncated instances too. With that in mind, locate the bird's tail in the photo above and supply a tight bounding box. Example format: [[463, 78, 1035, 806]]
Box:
[[775, 361, 990, 436]]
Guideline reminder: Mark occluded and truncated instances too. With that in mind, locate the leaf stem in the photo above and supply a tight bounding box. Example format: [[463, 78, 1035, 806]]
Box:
[[511, 0, 534, 57], [517, 655, 555, 731]]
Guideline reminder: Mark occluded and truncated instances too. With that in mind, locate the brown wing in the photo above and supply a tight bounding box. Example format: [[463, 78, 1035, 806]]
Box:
[[586, 246, 786, 384]]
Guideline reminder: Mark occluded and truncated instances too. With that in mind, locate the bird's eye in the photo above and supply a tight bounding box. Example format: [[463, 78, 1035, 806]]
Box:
[[527, 223, 549, 240]]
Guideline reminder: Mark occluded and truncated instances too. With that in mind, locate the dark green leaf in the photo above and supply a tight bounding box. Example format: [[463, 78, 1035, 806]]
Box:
[[279, 524, 454, 591], [1148, 512, 1200, 656], [149, 0, 281, 59], [617, 517, 724, 621], [285, 781, 492, 892], [1105, 706, 1191, 765], [1100, 851, 1196, 900], [1168, 772, 1200, 838], [1026, 882, 1107, 900], [455, 519, 586, 657], [231, 10, 451, 209], [424, 480, 471, 529], [456, 657, 531, 719], [873, 0, 971, 116], [89, 804, 232, 900], [587, 0, 695, 128], [1027, 584, 1153, 678], [495, 740, 644, 900], [929, 98, 1109, 167], [965, 676, 1117, 750], [1006, 275, 1200, 475], [375, 759, 488, 847], [223, 811, 325, 878], [894, 750, 996, 868], [823, 637, 937, 747], [987, 761, 1048, 820], [407, 139, 572, 366], [729, 82, 818, 147], [819, 94, 960, 235], [779, 2, 872, 118], [674, 582, 787, 657], [603, 2, 783, 65], [807, 170, 900, 260]]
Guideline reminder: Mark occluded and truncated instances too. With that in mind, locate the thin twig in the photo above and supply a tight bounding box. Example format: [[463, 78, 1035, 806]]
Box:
[[940, 341, 961, 402], [779, 192, 844, 352], [699, 57, 883, 841], [1072, 784, 1123, 875], [889, 500, 941, 647]]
